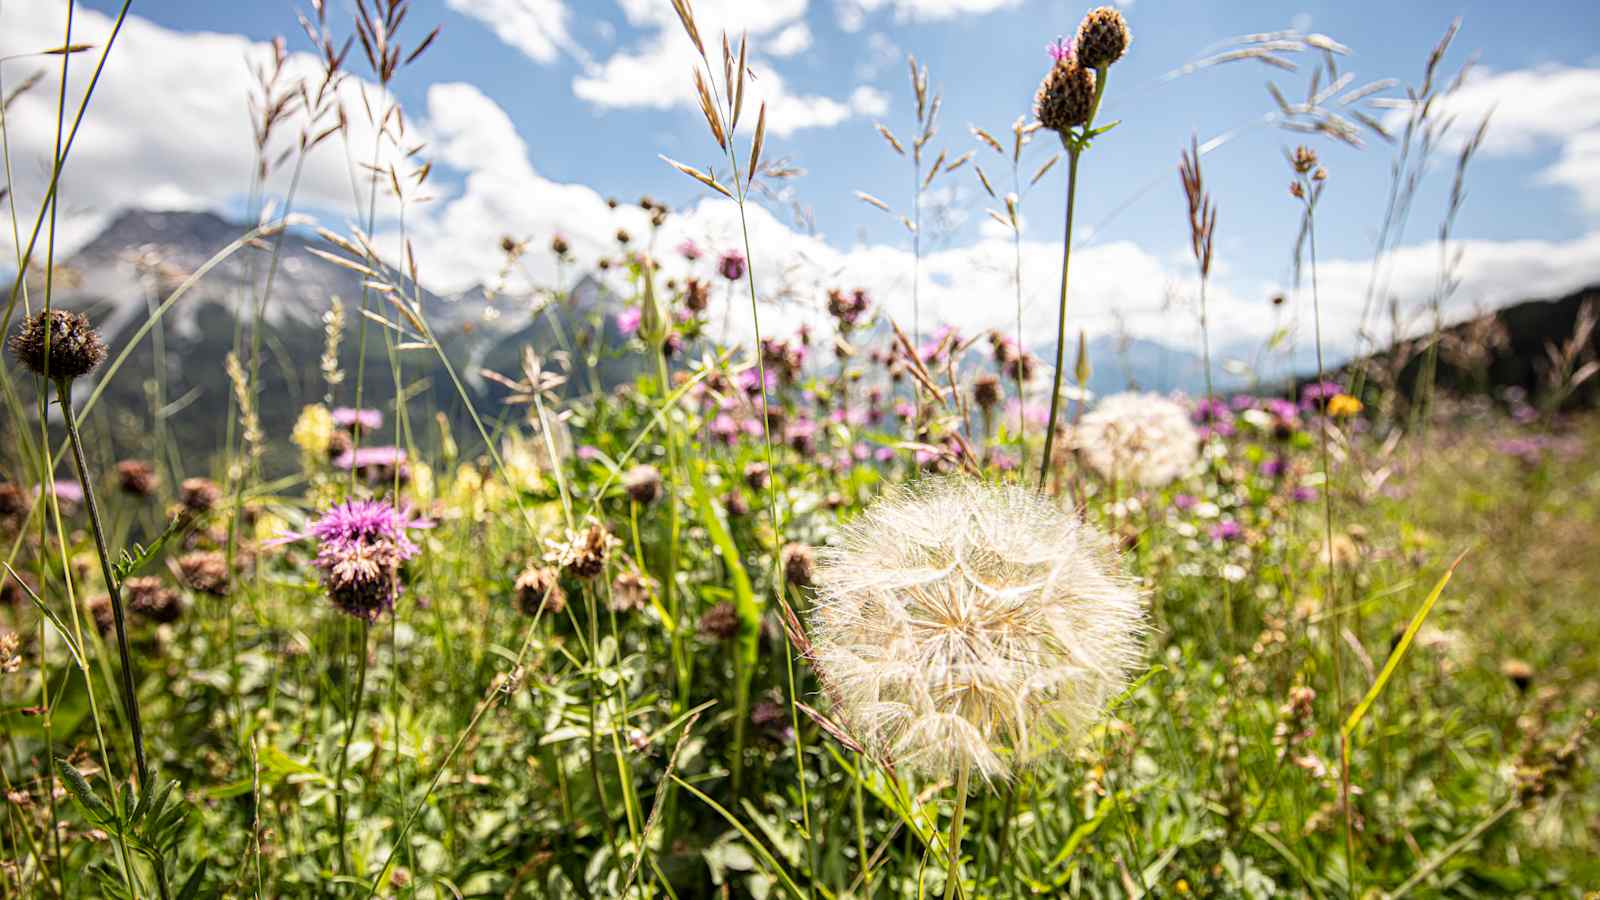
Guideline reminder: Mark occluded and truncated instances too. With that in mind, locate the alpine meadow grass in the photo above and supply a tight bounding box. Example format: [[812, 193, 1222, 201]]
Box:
[[0, 2, 1596, 899]]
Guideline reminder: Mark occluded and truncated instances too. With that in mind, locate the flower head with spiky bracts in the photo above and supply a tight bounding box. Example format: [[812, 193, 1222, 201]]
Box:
[[8, 310, 107, 381], [295, 499, 429, 621], [806, 476, 1146, 781], [1073, 392, 1200, 488], [1074, 6, 1131, 69]]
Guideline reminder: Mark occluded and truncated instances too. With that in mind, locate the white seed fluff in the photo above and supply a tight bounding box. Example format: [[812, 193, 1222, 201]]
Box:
[[1073, 391, 1200, 488], [807, 476, 1146, 781]]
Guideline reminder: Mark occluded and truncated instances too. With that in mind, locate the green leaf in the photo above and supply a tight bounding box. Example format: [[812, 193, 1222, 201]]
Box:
[[55, 757, 116, 827], [4, 561, 86, 672], [1343, 549, 1467, 740], [176, 859, 210, 900], [113, 513, 188, 584]]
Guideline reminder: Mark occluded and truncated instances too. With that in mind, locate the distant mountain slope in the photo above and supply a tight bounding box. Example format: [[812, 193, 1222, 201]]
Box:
[[1348, 284, 1600, 410], [3, 209, 642, 469]]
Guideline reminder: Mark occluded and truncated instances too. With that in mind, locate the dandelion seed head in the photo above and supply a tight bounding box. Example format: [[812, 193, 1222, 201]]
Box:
[[1074, 392, 1200, 488], [807, 476, 1146, 781]]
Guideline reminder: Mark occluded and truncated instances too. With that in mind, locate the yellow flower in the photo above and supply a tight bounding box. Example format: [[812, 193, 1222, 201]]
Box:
[[1326, 393, 1363, 418], [292, 404, 334, 456], [1175, 879, 1190, 894]]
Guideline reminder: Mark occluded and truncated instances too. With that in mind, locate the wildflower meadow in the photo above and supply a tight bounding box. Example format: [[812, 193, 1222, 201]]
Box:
[[0, 1, 1596, 897]]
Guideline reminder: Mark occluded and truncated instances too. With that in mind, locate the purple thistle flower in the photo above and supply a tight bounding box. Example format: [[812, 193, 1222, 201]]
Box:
[[333, 407, 383, 431], [39, 479, 84, 506], [616, 307, 642, 336], [1209, 520, 1243, 542], [1172, 493, 1198, 512], [1291, 485, 1317, 503], [1047, 36, 1075, 62], [718, 249, 747, 282], [304, 500, 428, 622], [1260, 456, 1286, 478], [678, 238, 702, 261]]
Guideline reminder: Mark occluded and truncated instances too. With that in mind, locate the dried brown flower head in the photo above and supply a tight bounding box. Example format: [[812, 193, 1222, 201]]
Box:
[[698, 601, 741, 640], [514, 566, 566, 617], [179, 477, 223, 515], [973, 373, 1003, 411], [545, 522, 619, 580], [1075, 7, 1131, 69], [174, 551, 230, 596], [1035, 60, 1096, 133], [125, 576, 182, 624], [609, 570, 656, 613], [781, 542, 815, 588], [116, 460, 160, 498], [8, 310, 107, 381]]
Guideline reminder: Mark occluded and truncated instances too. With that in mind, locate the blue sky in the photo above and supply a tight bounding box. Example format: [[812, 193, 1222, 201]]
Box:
[[7, 0, 1600, 365]]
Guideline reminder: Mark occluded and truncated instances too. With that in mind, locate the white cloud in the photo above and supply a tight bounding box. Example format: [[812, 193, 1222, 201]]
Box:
[[396, 80, 1600, 365], [0, 0, 404, 248], [444, 0, 582, 66], [836, 0, 1023, 29], [571, 0, 875, 137], [850, 85, 890, 117], [1392, 65, 1600, 215], [767, 23, 814, 58]]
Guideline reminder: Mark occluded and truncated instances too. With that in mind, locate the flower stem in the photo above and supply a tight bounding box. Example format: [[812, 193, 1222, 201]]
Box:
[[943, 759, 971, 900], [335, 619, 370, 876], [1037, 147, 1082, 492], [56, 377, 151, 789]]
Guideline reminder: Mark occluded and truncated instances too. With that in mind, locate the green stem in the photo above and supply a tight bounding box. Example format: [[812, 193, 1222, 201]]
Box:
[[335, 619, 371, 878], [943, 760, 971, 900], [56, 378, 151, 789], [1037, 147, 1082, 492]]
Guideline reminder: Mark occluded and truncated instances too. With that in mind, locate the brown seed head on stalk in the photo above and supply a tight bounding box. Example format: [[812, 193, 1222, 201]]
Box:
[[1291, 145, 1319, 175], [8, 310, 107, 382], [1075, 6, 1132, 69], [1034, 60, 1097, 134], [514, 566, 566, 617], [1179, 135, 1217, 280]]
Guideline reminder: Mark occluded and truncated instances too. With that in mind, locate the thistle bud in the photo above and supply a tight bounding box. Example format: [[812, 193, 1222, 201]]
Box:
[[1034, 60, 1096, 134], [116, 460, 160, 498], [973, 373, 1003, 411], [697, 601, 741, 640], [1074, 7, 1131, 69], [8, 310, 107, 381], [623, 464, 663, 505], [781, 543, 815, 588]]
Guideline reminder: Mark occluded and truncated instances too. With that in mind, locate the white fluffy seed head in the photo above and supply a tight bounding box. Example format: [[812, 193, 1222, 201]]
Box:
[[807, 476, 1147, 781], [1073, 391, 1200, 488]]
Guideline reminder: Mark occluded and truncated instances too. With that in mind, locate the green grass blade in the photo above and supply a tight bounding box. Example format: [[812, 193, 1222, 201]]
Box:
[[1342, 549, 1468, 739]]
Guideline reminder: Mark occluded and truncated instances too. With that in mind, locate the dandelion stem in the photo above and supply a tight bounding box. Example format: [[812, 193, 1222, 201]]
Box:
[[943, 759, 970, 900]]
